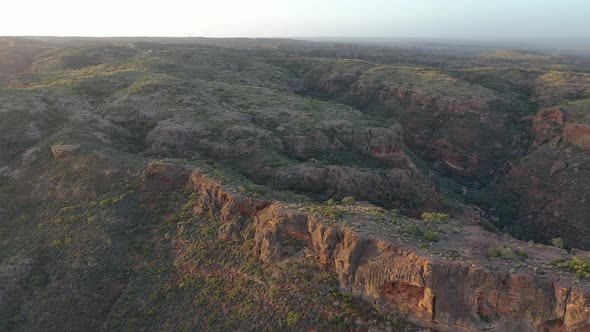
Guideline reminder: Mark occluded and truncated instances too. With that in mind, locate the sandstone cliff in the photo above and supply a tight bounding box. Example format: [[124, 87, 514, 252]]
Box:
[[495, 108, 590, 249], [300, 63, 523, 180], [564, 123, 590, 151], [348, 81, 491, 115], [273, 164, 439, 212], [185, 169, 590, 332]]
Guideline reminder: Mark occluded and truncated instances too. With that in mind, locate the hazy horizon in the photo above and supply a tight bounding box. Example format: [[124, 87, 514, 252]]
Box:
[[2, 0, 589, 40]]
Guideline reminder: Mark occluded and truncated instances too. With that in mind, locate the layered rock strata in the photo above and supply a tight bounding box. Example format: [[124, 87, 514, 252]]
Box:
[[185, 169, 590, 332]]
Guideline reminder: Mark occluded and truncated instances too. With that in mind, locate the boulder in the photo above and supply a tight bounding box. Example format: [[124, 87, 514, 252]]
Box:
[[50, 144, 80, 159], [550, 160, 567, 175], [564, 123, 590, 151]]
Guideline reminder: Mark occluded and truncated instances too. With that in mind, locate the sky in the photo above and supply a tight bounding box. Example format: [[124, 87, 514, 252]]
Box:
[[1, 0, 589, 40]]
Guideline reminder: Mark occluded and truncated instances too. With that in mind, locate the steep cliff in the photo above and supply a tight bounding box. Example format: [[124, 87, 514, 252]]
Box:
[[187, 169, 590, 332], [273, 164, 439, 212], [296, 60, 526, 180], [494, 108, 590, 248]]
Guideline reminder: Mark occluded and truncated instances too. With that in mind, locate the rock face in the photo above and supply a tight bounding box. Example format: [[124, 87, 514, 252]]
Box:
[[273, 164, 439, 211], [282, 132, 340, 159], [190, 171, 272, 239], [50, 144, 80, 159], [495, 146, 590, 249], [200, 125, 278, 159], [531, 108, 566, 147], [281, 124, 414, 168], [564, 123, 590, 151], [304, 68, 521, 179], [341, 124, 413, 167], [349, 81, 490, 115], [259, 211, 589, 331], [405, 105, 517, 180], [308, 71, 590, 251], [185, 171, 590, 332], [550, 160, 567, 175], [144, 120, 207, 156], [352, 125, 405, 158], [314, 69, 492, 115], [145, 119, 281, 159], [255, 210, 587, 332], [494, 108, 590, 249], [141, 162, 192, 194]]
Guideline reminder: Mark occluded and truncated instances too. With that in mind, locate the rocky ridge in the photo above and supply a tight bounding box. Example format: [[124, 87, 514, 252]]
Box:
[[183, 166, 590, 332]]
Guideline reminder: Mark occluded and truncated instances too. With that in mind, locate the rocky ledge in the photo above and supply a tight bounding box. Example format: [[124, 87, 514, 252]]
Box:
[[176, 166, 590, 332], [564, 123, 590, 151]]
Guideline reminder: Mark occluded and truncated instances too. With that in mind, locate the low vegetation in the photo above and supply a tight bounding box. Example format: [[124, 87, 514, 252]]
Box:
[[311, 199, 346, 220], [551, 237, 565, 249], [487, 247, 528, 260], [553, 257, 590, 278], [421, 212, 450, 223]]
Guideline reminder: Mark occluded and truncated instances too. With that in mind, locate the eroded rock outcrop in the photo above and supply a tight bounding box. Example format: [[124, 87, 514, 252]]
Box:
[[531, 107, 566, 147], [145, 120, 208, 156], [350, 81, 491, 115], [341, 124, 413, 167], [273, 164, 439, 211], [564, 123, 590, 151], [190, 171, 272, 239], [281, 124, 414, 168], [281, 132, 339, 159], [493, 108, 590, 249], [146, 120, 281, 159], [185, 170, 590, 332], [50, 144, 80, 159], [252, 205, 590, 331], [303, 68, 520, 179]]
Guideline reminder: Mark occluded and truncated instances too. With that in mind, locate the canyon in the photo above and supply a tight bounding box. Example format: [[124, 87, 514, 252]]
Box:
[[1, 37, 589, 331]]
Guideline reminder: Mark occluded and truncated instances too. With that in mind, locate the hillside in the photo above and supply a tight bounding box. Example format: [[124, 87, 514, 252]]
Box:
[[1, 37, 590, 332]]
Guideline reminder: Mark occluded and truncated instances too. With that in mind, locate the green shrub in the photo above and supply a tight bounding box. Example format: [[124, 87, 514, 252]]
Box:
[[324, 199, 336, 206], [404, 225, 423, 236], [487, 247, 527, 260], [60, 206, 76, 213], [487, 247, 512, 258], [15, 214, 30, 223], [286, 311, 302, 327], [50, 239, 62, 247], [422, 231, 440, 242], [554, 257, 590, 278], [310, 199, 346, 219], [98, 192, 129, 208], [421, 212, 450, 223], [341, 196, 355, 205], [53, 215, 81, 224], [551, 238, 564, 249], [311, 205, 344, 220], [99, 198, 113, 208], [515, 250, 528, 259]]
